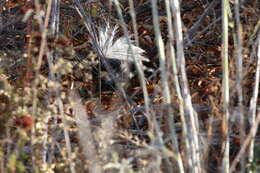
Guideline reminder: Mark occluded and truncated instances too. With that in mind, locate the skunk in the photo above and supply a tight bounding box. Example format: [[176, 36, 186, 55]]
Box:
[[91, 24, 150, 91]]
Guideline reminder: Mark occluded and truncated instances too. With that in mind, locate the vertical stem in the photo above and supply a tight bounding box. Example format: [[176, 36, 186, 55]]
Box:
[[128, 0, 139, 46], [165, 0, 185, 172], [221, 0, 230, 172], [234, 0, 245, 172], [170, 0, 201, 172], [149, 0, 172, 153], [150, 0, 171, 103]]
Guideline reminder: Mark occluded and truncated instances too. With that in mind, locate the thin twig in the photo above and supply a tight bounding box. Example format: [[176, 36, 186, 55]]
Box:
[[230, 111, 260, 173], [186, 0, 219, 40], [184, 17, 221, 48], [31, 0, 53, 170], [248, 32, 260, 173]]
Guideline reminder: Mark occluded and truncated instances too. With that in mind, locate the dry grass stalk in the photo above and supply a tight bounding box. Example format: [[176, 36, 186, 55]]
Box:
[[70, 90, 102, 173]]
